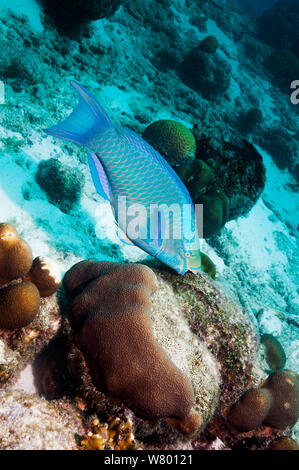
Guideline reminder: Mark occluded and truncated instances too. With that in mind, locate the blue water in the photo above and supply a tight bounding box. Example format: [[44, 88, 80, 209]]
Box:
[[238, 0, 279, 15]]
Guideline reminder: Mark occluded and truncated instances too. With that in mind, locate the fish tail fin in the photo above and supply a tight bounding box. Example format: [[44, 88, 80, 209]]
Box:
[[45, 81, 113, 146]]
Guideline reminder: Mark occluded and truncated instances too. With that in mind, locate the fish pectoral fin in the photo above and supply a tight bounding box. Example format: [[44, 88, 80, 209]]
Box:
[[87, 152, 112, 202], [152, 209, 165, 250], [116, 227, 136, 246]]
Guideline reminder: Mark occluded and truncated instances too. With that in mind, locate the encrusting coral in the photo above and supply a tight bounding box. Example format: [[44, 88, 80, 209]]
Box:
[[81, 416, 140, 450], [264, 49, 299, 92], [227, 371, 299, 432], [63, 261, 200, 435], [43, 0, 121, 23], [41, 0, 121, 34], [24, 257, 62, 298], [0, 223, 33, 286], [239, 107, 263, 134]]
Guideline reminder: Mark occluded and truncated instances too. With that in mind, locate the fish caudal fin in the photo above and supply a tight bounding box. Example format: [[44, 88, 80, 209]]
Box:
[[45, 81, 113, 146]]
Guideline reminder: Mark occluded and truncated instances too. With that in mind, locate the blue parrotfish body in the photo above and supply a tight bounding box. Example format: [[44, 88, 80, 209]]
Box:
[[45, 81, 201, 274]]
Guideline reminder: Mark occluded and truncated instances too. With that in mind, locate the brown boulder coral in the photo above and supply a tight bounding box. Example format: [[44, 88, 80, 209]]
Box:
[[63, 261, 200, 435], [0, 223, 32, 286], [262, 371, 299, 429], [227, 388, 273, 432], [268, 436, 299, 450], [62, 262, 261, 447], [227, 371, 299, 432]]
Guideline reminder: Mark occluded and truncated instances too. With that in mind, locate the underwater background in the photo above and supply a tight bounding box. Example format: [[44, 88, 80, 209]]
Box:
[[0, 0, 298, 450]]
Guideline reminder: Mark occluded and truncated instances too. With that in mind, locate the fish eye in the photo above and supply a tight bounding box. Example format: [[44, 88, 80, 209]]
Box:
[[185, 252, 191, 258]]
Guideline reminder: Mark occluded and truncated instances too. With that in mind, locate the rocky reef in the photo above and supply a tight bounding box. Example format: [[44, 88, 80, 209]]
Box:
[[34, 261, 266, 449], [0, 225, 61, 388], [0, 390, 84, 450]]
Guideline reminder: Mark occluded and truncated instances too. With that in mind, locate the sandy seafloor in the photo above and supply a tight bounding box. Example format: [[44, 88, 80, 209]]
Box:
[[0, 0, 298, 445]]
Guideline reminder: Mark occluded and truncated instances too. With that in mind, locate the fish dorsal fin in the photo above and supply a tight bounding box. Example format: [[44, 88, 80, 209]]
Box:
[[87, 152, 112, 202], [118, 126, 193, 204]]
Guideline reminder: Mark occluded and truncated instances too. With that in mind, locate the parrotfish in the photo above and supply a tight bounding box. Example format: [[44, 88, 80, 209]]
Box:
[[45, 81, 201, 274]]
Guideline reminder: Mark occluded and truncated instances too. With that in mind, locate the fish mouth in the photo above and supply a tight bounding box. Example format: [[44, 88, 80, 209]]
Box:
[[187, 260, 201, 273], [188, 266, 201, 274], [177, 261, 187, 275]]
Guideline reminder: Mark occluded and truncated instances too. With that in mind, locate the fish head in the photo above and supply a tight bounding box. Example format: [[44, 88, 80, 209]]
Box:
[[184, 248, 202, 273], [160, 236, 202, 275], [176, 239, 202, 274]]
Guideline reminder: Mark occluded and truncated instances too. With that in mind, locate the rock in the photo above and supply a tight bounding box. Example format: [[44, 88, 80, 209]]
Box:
[[0, 294, 61, 389], [286, 340, 299, 372], [35, 159, 85, 214], [42, 0, 121, 32], [264, 49, 299, 93], [239, 107, 263, 134], [256, 0, 299, 59], [198, 36, 219, 54], [177, 48, 231, 100], [258, 309, 283, 336], [259, 127, 298, 172], [0, 390, 84, 450]]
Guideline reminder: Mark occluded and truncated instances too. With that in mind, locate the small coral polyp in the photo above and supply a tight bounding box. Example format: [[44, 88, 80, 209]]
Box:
[[63, 260, 200, 435]]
